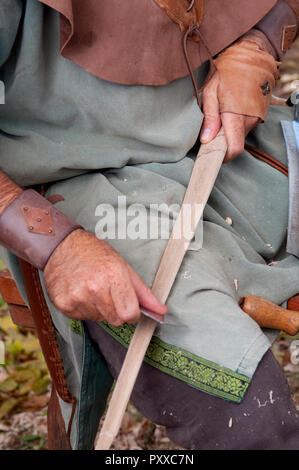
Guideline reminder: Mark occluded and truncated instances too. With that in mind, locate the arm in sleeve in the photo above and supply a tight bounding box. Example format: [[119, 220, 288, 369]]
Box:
[[254, 0, 298, 60], [0, 172, 82, 270]]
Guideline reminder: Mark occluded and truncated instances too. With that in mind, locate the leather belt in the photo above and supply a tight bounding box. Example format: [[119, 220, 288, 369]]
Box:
[[18, 259, 76, 442]]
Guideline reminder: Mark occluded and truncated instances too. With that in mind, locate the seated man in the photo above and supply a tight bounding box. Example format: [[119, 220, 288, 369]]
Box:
[[0, 0, 299, 450]]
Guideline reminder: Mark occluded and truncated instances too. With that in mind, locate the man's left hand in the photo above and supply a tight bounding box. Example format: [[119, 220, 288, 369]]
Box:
[[199, 69, 260, 162]]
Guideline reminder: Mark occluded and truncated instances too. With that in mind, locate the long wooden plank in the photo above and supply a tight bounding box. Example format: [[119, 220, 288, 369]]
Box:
[[95, 128, 227, 450]]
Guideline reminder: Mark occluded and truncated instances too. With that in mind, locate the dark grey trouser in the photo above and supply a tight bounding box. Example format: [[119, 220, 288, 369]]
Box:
[[86, 321, 299, 450]]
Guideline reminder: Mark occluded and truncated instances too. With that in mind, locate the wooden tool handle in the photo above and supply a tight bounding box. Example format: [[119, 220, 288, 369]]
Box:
[[240, 296, 299, 336]]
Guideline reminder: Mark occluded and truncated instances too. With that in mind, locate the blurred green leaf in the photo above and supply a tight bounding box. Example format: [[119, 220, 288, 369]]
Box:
[[0, 316, 17, 334], [32, 376, 50, 395], [14, 382, 34, 397], [0, 377, 18, 393], [20, 434, 45, 450], [12, 368, 41, 383], [0, 397, 19, 419], [17, 359, 48, 374], [20, 434, 41, 442], [0, 257, 6, 271], [5, 339, 25, 361], [0, 297, 7, 309]]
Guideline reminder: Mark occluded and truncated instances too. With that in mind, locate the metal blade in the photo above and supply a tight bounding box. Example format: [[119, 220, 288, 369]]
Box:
[[281, 120, 299, 258], [140, 306, 165, 323]]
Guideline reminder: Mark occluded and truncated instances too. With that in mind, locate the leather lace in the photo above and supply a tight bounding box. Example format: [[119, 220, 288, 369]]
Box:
[[182, 23, 216, 107], [245, 144, 288, 176]]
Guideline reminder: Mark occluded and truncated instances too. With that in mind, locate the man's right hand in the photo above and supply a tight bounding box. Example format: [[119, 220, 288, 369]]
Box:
[[43, 229, 167, 326]]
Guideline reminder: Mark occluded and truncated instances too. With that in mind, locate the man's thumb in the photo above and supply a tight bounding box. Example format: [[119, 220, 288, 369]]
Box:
[[200, 78, 221, 144], [200, 115, 221, 143]]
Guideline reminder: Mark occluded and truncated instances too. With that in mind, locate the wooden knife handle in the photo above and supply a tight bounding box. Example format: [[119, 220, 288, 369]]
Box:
[[239, 295, 299, 336]]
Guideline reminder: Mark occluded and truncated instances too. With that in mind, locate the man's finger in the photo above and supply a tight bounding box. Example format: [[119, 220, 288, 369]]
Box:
[[200, 74, 221, 144], [69, 307, 105, 323], [86, 278, 122, 325], [110, 274, 141, 325], [75, 299, 106, 323], [128, 265, 168, 316], [221, 112, 246, 162]]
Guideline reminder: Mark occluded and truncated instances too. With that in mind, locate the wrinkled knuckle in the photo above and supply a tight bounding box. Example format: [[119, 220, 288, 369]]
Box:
[[55, 298, 73, 314], [108, 263, 124, 281], [86, 279, 99, 296], [110, 318, 125, 327], [120, 306, 140, 324], [203, 111, 219, 122], [126, 315, 140, 325], [68, 288, 82, 305]]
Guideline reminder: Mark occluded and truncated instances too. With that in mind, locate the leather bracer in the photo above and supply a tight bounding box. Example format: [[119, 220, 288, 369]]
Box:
[[0, 189, 82, 270]]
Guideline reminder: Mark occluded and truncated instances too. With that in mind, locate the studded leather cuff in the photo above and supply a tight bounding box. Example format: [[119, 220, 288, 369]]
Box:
[[255, 0, 298, 60], [0, 189, 82, 270]]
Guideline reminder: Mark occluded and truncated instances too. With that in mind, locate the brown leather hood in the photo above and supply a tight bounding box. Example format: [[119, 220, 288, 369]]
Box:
[[38, 0, 278, 86]]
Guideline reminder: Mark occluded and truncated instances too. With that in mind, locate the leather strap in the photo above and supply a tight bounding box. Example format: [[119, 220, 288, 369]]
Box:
[[18, 259, 76, 440], [47, 385, 72, 450], [245, 144, 288, 176]]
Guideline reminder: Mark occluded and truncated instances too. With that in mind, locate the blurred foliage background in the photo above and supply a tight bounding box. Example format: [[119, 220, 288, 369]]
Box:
[[0, 258, 49, 450]]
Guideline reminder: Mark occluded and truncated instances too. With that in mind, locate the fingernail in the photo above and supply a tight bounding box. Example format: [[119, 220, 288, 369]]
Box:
[[201, 128, 211, 142]]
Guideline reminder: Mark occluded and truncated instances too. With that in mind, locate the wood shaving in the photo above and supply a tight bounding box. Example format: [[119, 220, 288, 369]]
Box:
[[182, 271, 192, 280]]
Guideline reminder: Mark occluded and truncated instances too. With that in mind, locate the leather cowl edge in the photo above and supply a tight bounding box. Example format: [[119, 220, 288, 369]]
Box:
[[37, 0, 278, 86]]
